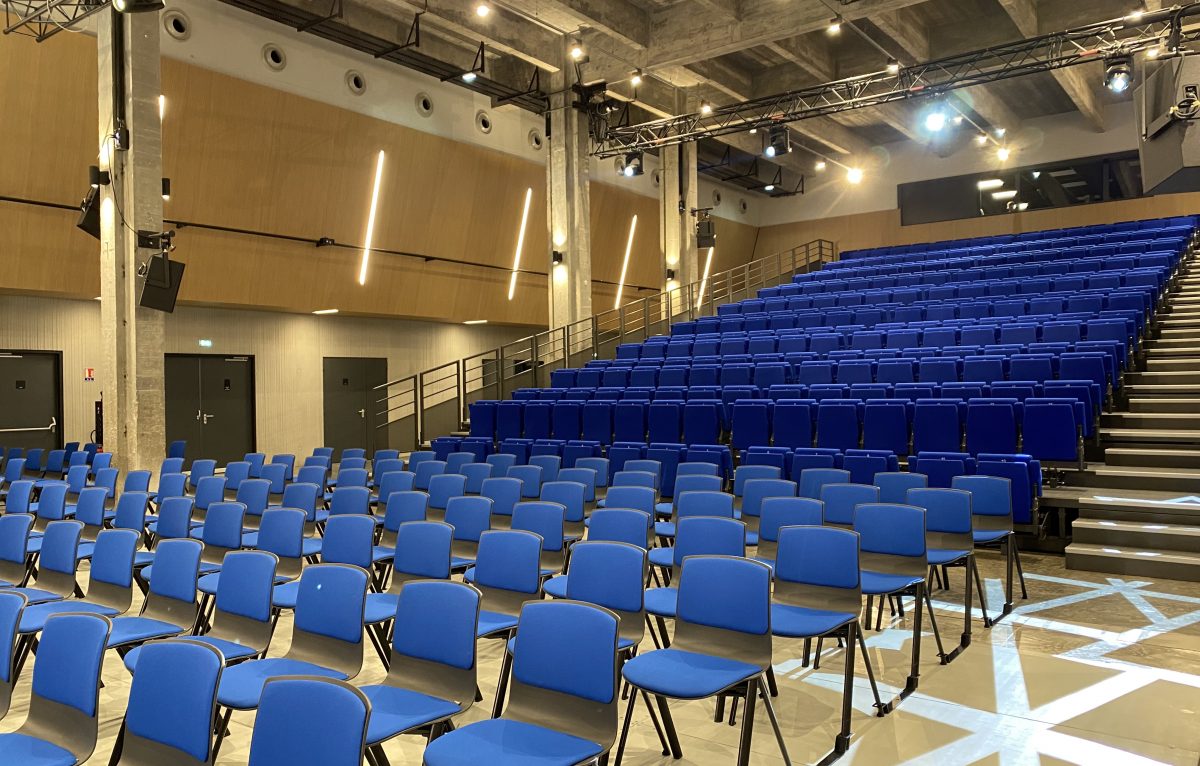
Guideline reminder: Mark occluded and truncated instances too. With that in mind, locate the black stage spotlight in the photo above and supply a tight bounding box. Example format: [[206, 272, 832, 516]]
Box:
[[696, 217, 716, 248], [89, 165, 110, 188], [77, 187, 101, 240], [1104, 57, 1132, 93], [113, 0, 165, 12], [764, 125, 791, 158], [622, 151, 644, 177]]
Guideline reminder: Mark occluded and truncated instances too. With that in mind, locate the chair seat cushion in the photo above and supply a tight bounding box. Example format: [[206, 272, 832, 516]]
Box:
[[422, 718, 602, 766], [302, 537, 322, 557], [643, 587, 678, 619], [200, 572, 287, 598], [361, 685, 462, 746], [124, 635, 258, 673], [3, 588, 65, 607], [622, 648, 759, 699], [542, 575, 567, 599], [371, 546, 394, 564], [19, 600, 119, 634], [770, 604, 855, 639], [928, 548, 970, 566], [134, 551, 155, 567], [364, 593, 399, 625], [217, 658, 348, 709], [860, 571, 924, 596], [141, 561, 219, 583], [0, 733, 77, 766], [449, 556, 474, 571], [271, 580, 300, 610], [647, 547, 673, 569], [107, 616, 187, 648], [973, 529, 1009, 544], [654, 502, 673, 517], [476, 610, 518, 638], [653, 521, 676, 538]]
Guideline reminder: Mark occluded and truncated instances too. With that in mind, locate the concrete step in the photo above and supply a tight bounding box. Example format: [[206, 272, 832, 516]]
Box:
[[1073, 518, 1200, 552], [1157, 328, 1200, 338], [1126, 397, 1200, 413], [1068, 464, 1200, 492], [1145, 345, 1200, 357], [1100, 412, 1200, 429], [1124, 383, 1200, 396], [1105, 446, 1200, 469], [1124, 370, 1200, 385], [1100, 427, 1200, 445], [1065, 542, 1200, 581], [1143, 357, 1200, 371], [1146, 338, 1200, 349]]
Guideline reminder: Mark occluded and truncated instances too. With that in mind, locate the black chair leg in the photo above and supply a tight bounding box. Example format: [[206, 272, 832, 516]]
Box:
[[855, 625, 885, 716], [107, 720, 126, 766], [656, 695, 683, 759], [641, 691, 671, 756], [972, 555, 992, 628], [491, 645, 513, 718], [766, 666, 778, 698], [758, 674, 791, 765], [613, 684, 638, 766], [736, 678, 758, 766]]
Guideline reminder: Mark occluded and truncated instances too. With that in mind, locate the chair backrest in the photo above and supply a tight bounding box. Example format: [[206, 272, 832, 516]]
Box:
[[0, 513, 33, 587], [289, 564, 368, 679], [773, 525, 862, 616], [587, 508, 652, 549], [188, 460, 216, 491], [193, 476, 227, 511], [37, 521, 84, 597], [391, 521, 453, 583], [382, 490, 428, 532], [675, 490, 735, 521], [874, 471, 928, 504], [0, 590, 24, 718], [505, 600, 620, 753], [741, 478, 797, 521], [562, 541, 647, 647], [798, 468, 851, 499], [512, 501, 567, 558], [248, 677, 370, 766], [670, 516, 746, 575], [255, 509, 306, 576], [279, 482, 320, 522], [540, 480, 586, 523], [143, 538, 202, 629], [112, 490, 149, 531], [602, 485, 656, 516], [472, 530, 543, 616], [951, 474, 1013, 536], [35, 482, 69, 525], [4, 479, 34, 514], [86, 529, 138, 611], [334, 467, 369, 489], [210, 550, 277, 655], [295, 465, 329, 490], [481, 477, 522, 518], [328, 486, 370, 517], [427, 473, 467, 509], [155, 497, 195, 540], [73, 486, 110, 531], [755, 497, 824, 560], [320, 515, 375, 569], [260, 463, 287, 495], [201, 502, 245, 554], [819, 482, 881, 526], [386, 580, 481, 710], [156, 472, 188, 502], [27, 612, 112, 764], [908, 487, 974, 552], [733, 465, 781, 496], [854, 503, 927, 579], [124, 470, 152, 493], [121, 640, 224, 766], [673, 556, 772, 673]]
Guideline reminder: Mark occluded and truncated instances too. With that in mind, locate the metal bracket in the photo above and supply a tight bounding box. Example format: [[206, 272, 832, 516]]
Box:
[[295, 0, 342, 32]]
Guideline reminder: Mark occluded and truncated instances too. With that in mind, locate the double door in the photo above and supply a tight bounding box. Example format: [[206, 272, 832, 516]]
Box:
[[165, 354, 256, 465]]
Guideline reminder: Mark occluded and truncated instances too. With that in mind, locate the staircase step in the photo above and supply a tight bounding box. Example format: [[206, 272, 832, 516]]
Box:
[[1069, 465, 1200, 492], [1126, 397, 1200, 413], [1124, 383, 1200, 396], [1105, 446, 1200, 469], [1145, 345, 1200, 357], [1100, 427, 1200, 445], [1124, 370, 1200, 385], [1143, 357, 1200, 371], [1073, 518, 1200, 552], [1146, 338, 1200, 349], [1100, 412, 1200, 429], [1066, 542, 1200, 581]]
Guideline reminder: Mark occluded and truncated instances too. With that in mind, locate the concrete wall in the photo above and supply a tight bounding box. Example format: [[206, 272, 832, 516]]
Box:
[[0, 295, 527, 458]]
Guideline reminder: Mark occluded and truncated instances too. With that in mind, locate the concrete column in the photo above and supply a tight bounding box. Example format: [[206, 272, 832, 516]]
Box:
[[659, 142, 700, 316], [97, 8, 166, 471], [545, 37, 592, 330]]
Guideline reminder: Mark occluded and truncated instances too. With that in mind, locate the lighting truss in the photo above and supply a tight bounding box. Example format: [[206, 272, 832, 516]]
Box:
[[3, 0, 108, 42], [593, 4, 1200, 157]]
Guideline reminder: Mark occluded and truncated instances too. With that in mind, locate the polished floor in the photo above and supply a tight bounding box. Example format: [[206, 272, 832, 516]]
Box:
[[3, 547, 1198, 765]]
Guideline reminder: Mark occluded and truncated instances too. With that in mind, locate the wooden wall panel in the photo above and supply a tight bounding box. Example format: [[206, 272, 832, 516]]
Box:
[[755, 193, 1200, 259], [0, 31, 692, 326], [712, 217, 761, 274]]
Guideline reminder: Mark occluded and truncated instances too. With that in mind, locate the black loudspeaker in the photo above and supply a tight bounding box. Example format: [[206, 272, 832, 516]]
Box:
[[1136, 55, 1200, 194], [696, 218, 717, 248], [94, 399, 104, 448], [138, 255, 186, 313], [77, 187, 101, 239]]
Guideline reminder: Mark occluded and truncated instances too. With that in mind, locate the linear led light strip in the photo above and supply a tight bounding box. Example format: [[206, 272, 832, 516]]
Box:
[[613, 214, 638, 310], [507, 187, 533, 301], [695, 246, 715, 308], [358, 150, 386, 286]]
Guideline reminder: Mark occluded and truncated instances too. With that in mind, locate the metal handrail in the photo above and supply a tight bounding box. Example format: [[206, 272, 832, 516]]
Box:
[[372, 238, 835, 445], [0, 418, 57, 434]]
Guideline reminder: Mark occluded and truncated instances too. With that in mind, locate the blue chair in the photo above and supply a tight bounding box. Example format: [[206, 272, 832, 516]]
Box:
[[364, 521, 454, 660], [426, 474, 467, 514], [586, 508, 653, 549], [481, 477, 521, 522], [360, 580, 481, 756], [272, 515, 374, 609], [753, 496, 823, 567], [540, 480, 587, 539], [601, 486, 656, 518], [191, 476, 227, 522], [247, 677, 370, 766], [506, 465, 543, 499], [798, 467, 850, 500], [0, 591, 24, 718], [186, 502, 245, 578], [413, 461, 446, 492], [512, 502, 568, 576], [952, 475, 1027, 619], [186, 460, 216, 494], [645, 517, 746, 642], [0, 515, 34, 590], [467, 530, 542, 643], [854, 503, 947, 712], [772, 526, 884, 756], [619, 556, 786, 766], [213, 564, 369, 757], [109, 538, 203, 652], [740, 478, 797, 538], [109, 639, 224, 765], [424, 600, 620, 766], [820, 483, 881, 527], [0, 612, 111, 765], [235, 508, 306, 580], [908, 487, 987, 655], [375, 491, 429, 559], [7, 519, 83, 605]]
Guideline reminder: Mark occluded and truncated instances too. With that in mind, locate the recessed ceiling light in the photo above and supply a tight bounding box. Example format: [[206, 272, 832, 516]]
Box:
[[464, 319, 488, 325], [846, 167, 863, 184], [977, 179, 1005, 190], [991, 189, 1017, 200], [313, 308, 339, 315]]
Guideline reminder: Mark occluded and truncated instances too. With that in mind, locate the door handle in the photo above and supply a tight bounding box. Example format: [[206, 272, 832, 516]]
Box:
[[196, 410, 202, 422], [202, 413, 215, 425], [358, 409, 366, 418]]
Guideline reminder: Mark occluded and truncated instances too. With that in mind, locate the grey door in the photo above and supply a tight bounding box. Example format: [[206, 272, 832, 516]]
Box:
[[165, 354, 256, 465], [0, 351, 62, 452], [323, 357, 388, 459]]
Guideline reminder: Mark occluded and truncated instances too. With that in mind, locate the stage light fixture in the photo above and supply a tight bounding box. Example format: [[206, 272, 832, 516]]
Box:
[[622, 151, 644, 177], [748, 127, 757, 134], [827, 16, 842, 34], [886, 57, 900, 74], [88, 165, 110, 188], [1105, 57, 1132, 93], [161, 177, 171, 201], [992, 189, 1017, 200], [462, 71, 477, 83], [997, 147, 1011, 161], [699, 100, 713, 115], [976, 179, 1005, 190], [1147, 47, 1161, 58], [924, 110, 947, 132], [552, 250, 564, 265], [846, 167, 863, 184], [975, 134, 989, 146], [815, 160, 827, 172], [631, 69, 643, 87], [475, 3, 490, 17], [994, 127, 1006, 137], [113, 0, 164, 12], [764, 125, 790, 158], [952, 114, 964, 125], [764, 184, 775, 192], [570, 41, 585, 60]]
